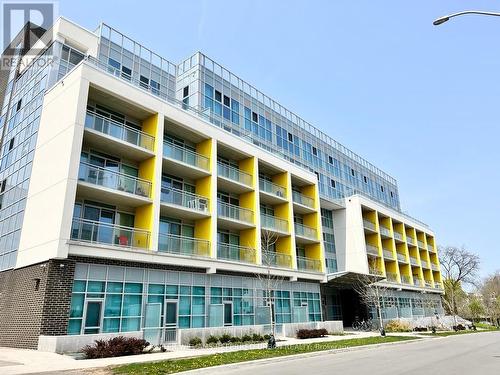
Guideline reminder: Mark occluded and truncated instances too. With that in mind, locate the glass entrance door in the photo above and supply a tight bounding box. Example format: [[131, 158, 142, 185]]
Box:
[[164, 300, 178, 343], [223, 302, 233, 326], [84, 300, 103, 334]]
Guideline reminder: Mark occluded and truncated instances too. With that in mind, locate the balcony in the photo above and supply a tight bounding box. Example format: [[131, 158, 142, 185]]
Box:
[[397, 253, 407, 263], [401, 275, 411, 285], [259, 179, 287, 205], [160, 187, 210, 219], [394, 232, 404, 242], [379, 226, 391, 238], [292, 191, 315, 214], [434, 282, 443, 289], [261, 250, 292, 269], [424, 281, 433, 288], [407, 236, 416, 246], [158, 234, 210, 258], [77, 162, 152, 206], [163, 141, 210, 179], [417, 240, 426, 249], [431, 263, 439, 271], [366, 244, 379, 257], [217, 201, 254, 229], [413, 278, 422, 287], [84, 111, 155, 160], [70, 218, 150, 249], [386, 272, 398, 283], [260, 214, 288, 234], [363, 220, 376, 232], [410, 257, 419, 266], [421, 260, 429, 269], [428, 244, 435, 253], [294, 223, 318, 243], [383, 249, 395, 260], [217, 243, 256, 264], [217, 162, 253, 193], [296, 256, 322, 272], [369, 267, 384, 276]]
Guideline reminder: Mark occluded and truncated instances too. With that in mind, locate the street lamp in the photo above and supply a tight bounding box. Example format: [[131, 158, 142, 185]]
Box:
[[433, 10, 500, 25]]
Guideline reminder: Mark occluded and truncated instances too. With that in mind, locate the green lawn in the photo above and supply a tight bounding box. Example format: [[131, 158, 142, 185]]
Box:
[[421, 329, 497, 337], [113, 336, 418, 375]]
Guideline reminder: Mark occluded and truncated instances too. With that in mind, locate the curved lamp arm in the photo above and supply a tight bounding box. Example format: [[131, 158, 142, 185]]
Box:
[[433, 10, 500, 25]]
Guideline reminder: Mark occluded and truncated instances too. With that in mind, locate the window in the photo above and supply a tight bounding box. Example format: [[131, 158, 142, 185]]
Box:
[[288, 133, 293, 142], [330, 180, 336, 188], [363, 176, 367, 183], [381, 185, 384, 192], [351, 168, 355, 176], [328, 156, 333, 164], [140, 75, 149, 88], [8, 138, 14, 151], [390, 191, 394, 198], [16, 99, 21, 112], [108, 58, 121, 70], [223, 95, 230, 107], [312, 147, 317, 156], [183, 86, 189, 98], [215, 90, 222, 102], [0, 179, 6, 193], [314, 172, 320, 180], [252, 112, 258, 122], [121, 66, 132, 79]]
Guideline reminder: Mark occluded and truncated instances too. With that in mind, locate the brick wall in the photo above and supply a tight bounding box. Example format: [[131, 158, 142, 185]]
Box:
[[0, 259, 75, 349]]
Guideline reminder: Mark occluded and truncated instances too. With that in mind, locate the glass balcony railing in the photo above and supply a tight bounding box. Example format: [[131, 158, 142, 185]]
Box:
[[407, 236, 415, 245], [366, 244, 379, 256], [397, 253, 407, 262], [424, 281, 433, 288], [379, 226, 391, 237], [261, 250, 292, 269], [217, 243, 256, 263], [413, 278, 422, 286], [401, 275, 411, 284], [363, 220, 376, 231], [85, 111, 154, 151], [217, 162, 252, 186], [259, 178, 286, 199], [217, 201, 254, 224], [369, 267, 384, 276], [158, 234, 210, 257], [434, 282, 442, 289], [78, 162, 151, 198], [431, 263, 439, 271], [383, 249, 395, 260], [428, 244, 435, 253], [410, 257, 419, 266], [70, 218, 150, 249], [296, 256, 322, 272], [161, 187, 209, 213], [394, 232, 403, 241], [417, 240, 426, 249], [421, 260, 429, 269], [260, 214, 288, 233], [294, 223, 317, 240], [163, 141, 210, 171], [292, 191, 315, 209], [386, 272, 398, 282]]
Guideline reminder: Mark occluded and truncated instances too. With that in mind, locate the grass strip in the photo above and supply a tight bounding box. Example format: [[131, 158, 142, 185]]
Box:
[[113, 335, 417, 375], [420, 329, 497, 337]]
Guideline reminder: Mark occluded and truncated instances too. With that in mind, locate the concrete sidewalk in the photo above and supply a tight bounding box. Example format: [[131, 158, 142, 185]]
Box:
[[0, 331, 417, 375]]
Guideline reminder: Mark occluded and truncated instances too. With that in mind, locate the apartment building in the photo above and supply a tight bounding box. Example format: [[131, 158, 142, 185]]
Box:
[[0, 18, 443, 351]]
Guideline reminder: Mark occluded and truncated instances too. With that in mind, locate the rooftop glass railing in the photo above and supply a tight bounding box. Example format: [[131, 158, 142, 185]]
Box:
[[296, 256, 322, 272], [163, 140, 210, 171], [294, 223, 317, 240], [158, 234, 210, 257], [292, 191, 315, 209], [217, 162, 252, 186], [85, 110, 155, 151], [78, 161, 151, 198], [70, 218, 150, 249], [217, 243, 256, 264], [161, 187, 209, 213], [217, 201, 254, 224], [259, 178, 286, 199], [261, 250, 292, 269], [260, 214, 288, 233]]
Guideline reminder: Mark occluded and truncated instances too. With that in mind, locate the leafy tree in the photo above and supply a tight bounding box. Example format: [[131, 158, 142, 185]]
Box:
[[467, 296, 485, 323], [480, 271, 500, 326]]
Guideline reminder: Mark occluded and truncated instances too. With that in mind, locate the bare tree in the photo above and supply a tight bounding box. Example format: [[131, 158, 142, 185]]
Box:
[[480, 271, 500, 326], [353, 259, 391, 334], [255, 230, 285, 336], [439, 246, 480, 325]]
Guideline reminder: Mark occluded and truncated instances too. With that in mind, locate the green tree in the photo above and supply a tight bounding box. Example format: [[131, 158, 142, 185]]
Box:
[[468, 296, 485, 322]]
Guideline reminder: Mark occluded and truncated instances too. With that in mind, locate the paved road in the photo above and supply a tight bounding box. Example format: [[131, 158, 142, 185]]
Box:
[[193, 332, 500, 375]]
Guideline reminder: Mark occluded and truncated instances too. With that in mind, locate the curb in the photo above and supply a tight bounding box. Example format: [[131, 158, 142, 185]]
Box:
[[178, 337, 424, 374]]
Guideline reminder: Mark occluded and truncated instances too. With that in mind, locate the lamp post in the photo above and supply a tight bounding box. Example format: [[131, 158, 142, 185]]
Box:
[[433, 10, 500, 25]]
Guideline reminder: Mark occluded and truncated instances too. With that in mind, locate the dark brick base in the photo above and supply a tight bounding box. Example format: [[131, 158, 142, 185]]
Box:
[[0, 259, 75, 349]]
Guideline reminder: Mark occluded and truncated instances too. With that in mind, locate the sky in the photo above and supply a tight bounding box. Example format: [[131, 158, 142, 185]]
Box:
[[56, 0, 499, 277]]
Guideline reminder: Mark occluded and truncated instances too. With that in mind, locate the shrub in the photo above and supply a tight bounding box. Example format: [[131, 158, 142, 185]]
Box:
[[252, 333, 263, 342], [453, 324, 466, 331], [385, 320, 412, 333], [219, 334, 232, 344], [206, 335, 219, 345], [82, 336, 150, 359], [263, 334, 270, 340], [241, 334, 253, 342], [188, 337, 202, 347], [413, 326, 428, 332], [296, 328, 328, 339], [229, 336, 241, 343]]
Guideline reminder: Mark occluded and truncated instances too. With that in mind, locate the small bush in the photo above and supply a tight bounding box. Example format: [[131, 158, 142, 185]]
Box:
[[385, 320, 412, 333], [206, 335, 219, 345], [241, 334, 253, 342], [188, 337, 202, 347], [229, 336, 241, 343], [82, 336, 149, 359], [413, 326, 428, 332], [252, 333, 264, 342], [453, 324, 466, 331], [296, 328, 328, 339], [263, 334, 270, 340], [219, 334, 232, 344]]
